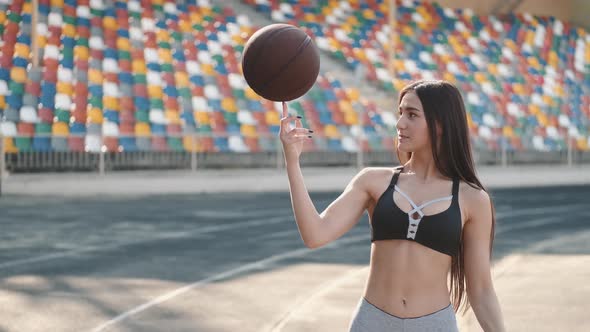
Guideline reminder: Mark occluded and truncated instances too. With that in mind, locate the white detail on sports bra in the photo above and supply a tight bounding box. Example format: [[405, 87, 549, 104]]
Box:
[[394, 185, 453, 239]]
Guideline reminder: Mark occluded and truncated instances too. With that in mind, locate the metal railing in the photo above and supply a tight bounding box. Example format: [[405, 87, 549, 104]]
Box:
[[0, 132, 589, 175]]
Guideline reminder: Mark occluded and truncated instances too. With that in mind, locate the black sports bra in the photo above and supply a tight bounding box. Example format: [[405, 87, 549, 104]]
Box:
[[370, 166, 462, 257]]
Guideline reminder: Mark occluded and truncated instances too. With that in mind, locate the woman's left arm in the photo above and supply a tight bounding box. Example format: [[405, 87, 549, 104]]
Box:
[[463, 188, 506, 332]]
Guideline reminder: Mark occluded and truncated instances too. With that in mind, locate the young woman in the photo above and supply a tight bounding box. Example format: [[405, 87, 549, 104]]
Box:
[[279, 80, 506, 331]]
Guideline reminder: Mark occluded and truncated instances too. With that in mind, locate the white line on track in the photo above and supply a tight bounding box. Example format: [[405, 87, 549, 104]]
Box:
[[0, 214, 293, 270], [89, 233, 371, 332], [264, 266, 369, 332], [90, 205, 590, 331]]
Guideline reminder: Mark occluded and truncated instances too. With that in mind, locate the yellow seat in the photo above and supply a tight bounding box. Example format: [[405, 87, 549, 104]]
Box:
[[50, 0, 64, 6], [503, 126, 514, 138], [324, 124, 340, 139], [542, 95, 554, 107], [37, 35, 47, 49], [537, 113, 547, 126], [346, 88, 360, 102], [0, 96, 5, 109], [117, 37, 130, 51], [512, 83, 524, 95], [158, 49, 172, 63], [577, 138, 589, 151], [194, 111, 210, 125], [529, 104, 540, 115], [190, 12, 202, 24], [353, 48, 367, 62], [474, 72, 487, 84], [363, 9, 375, 20], [52, 122, 69, 136], [344, 112, 358, 125], [402, 26, 413, 37], [200, 6, 212, 16], [341, 23, 352, 34], [103, 17, 117, 30], [347, 15, 359, 26], [10, 67, 27, 83], [63, 24, 76, 37], [57, 82, 73, 95], [74, 46, 89, 60], [166, 110, 180, 124], [148, 85, 163, 99], [135, 123, 151, 136], [104, 96, 119, 111], [15, 43, 30, 58], [201, 63, 215, 76], [3, 137, 18, 153], [466, 112, 475, 129], [132, 60, 146, 73], [339, 100, 353, 113], [175, 72, 189, 87], [88, 108, 104, 124], [0, 12, 5, 25], [179, 20, 191, 33], [304, 13, 316, 23], [183, 135, 199, 152], [156, 30, 170, 42], [487, 64, 498, 76], [245, 87, 259, 100], [443, 72, 455, 83], [221, 98, 237, 112], [241, 124, 258, 138], [328, 38, 340, 50], [265, 110, 280, 125], [88, 69, 103, 84]]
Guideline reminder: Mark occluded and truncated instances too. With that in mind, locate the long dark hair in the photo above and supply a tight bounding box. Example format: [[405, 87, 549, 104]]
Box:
[[395, 80, 496, 314]]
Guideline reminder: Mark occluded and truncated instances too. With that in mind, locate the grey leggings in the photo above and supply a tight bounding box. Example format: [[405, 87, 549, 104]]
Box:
[[348, 297, 459, 332]]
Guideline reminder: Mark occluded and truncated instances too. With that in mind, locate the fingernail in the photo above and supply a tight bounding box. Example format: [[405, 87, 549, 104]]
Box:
[[296, 116, 302, 119]]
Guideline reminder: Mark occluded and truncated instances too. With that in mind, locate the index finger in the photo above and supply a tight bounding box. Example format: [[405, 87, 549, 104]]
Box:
[[282, 102, 288, 118]]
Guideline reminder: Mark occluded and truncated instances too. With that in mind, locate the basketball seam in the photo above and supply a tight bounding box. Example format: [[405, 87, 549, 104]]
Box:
[[243, 26, 294, 80], [261, 35, 314, 91]]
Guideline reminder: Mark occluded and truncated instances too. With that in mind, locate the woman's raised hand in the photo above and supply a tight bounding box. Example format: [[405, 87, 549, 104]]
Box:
[[278, 101, 313, 162]]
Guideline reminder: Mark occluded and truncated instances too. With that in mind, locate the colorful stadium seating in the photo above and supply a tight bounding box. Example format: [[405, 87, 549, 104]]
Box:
[[0, 0, 589, 155], [243, 0, 590, 152]]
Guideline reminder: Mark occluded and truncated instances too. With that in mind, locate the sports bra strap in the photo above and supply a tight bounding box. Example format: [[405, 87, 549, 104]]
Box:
[[451, 177, 459, 204], [388, 165, 404, 189]]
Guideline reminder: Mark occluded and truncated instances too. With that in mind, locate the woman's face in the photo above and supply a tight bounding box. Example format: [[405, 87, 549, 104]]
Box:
[[395, 91, 431, 153]]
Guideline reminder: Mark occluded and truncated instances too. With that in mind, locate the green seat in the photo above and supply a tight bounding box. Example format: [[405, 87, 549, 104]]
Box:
[[224, 111, 238, 124], [136, 110, 149, 123], [232, 88, 245, 100], [167, 137, 184, 151], [9, 81, 24, 95], [56, 109, 70, 123], [36, 123, 52, 134], [15, 137, 31, 151]]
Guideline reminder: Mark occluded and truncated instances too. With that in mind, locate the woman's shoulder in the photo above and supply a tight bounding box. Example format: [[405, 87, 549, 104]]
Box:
[[457, 180, 492, 214], [353, 167, 400, 190]]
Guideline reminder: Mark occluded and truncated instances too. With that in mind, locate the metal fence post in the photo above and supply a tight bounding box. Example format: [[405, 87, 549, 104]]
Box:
[[0, 132, 4, 197], [567, 133, 573, 167], [501, 136, 507, 168], [99, 134, 105, 175], [191, 133, 197, 172]]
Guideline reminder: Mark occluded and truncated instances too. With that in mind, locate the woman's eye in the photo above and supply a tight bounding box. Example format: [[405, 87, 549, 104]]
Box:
[[409, 113, 416, 118]]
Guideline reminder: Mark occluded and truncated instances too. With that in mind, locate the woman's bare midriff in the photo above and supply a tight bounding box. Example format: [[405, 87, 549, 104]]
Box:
[[363, 239, 454, 318]]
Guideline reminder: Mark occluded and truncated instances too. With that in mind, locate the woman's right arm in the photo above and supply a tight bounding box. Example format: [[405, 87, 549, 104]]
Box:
[[280, 102, 372, 249], [286, 162, 372, 248]]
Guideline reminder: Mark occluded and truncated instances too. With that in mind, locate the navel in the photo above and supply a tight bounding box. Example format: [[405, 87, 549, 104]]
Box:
[[402, 298, 407, 306]]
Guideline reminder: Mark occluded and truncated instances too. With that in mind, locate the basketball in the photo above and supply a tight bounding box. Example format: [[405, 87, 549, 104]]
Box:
[[241, 23, 320, 102]]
